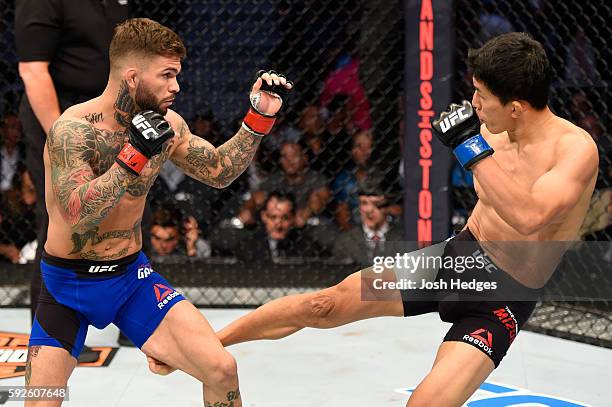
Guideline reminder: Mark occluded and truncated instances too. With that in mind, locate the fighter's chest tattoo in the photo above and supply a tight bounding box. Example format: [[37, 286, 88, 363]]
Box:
[[87, 126, 171, 197]]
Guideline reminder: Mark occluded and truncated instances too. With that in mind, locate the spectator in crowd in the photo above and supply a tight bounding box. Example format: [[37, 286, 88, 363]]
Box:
[[0, 164, 37, 263], [244, 149, 269, 195], [237, 141, 331, 228], [319, 47, 372, 132], [211, 192, 323, 263], [149, 203, 211, 262], [0, 113, 25, 192], [149, 111, 224, 206], [317, 94, 357, 177], [268, 111, 302, 150], [192, 109, 224, 147], [15, 1, 129, 344], [333, 181, 403, 266], [333, 130, 403, 230], [297, 104, 330, 174], [333, 129, 374, 228], [158, 114, 249, 232]]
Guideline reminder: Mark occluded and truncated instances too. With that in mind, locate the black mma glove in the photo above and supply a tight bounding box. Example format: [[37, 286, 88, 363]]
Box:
[[115, 111, 175, 175], [242, 70, 293, 137], [432, 100, 494, 169]]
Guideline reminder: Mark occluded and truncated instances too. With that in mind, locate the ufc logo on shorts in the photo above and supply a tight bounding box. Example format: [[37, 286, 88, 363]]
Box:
[[137, 266, 153, 280], [88, 265, 118, 273], [133, 115, 159, 139], [472, 249, 498, 273], [440, 107, 469, 133]]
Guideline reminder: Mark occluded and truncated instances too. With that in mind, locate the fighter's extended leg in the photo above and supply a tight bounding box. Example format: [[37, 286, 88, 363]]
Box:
[[218, 267, 404, 346]]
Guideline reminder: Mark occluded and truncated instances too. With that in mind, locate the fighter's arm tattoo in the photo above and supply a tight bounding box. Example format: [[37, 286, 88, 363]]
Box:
[[171, 117, 261, 188], [48, 119, 134, 232]]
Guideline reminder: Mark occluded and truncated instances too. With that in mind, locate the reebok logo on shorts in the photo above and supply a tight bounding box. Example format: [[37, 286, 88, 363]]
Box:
[[153, 283, 179, 309], [463, 328, 493, 355], [493, 306, 518, 344]]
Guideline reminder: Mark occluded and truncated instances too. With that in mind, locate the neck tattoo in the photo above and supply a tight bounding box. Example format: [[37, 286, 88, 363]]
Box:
[[114, 80, 137, 127]]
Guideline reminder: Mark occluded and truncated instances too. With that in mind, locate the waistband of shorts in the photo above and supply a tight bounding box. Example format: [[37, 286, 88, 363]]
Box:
[[41, 250, 143, 276], [446, 228, 541, 298], [453, 227, 477, 242]]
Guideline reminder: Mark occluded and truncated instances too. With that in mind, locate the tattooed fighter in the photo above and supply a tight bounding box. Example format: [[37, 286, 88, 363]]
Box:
[[25, 18, 291, 407]]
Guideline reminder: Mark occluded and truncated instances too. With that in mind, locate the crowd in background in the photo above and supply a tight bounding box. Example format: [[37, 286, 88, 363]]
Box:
[[0, 0, 610, 266]]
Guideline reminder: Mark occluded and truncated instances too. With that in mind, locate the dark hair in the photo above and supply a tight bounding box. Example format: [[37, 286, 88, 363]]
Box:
[[110, 18, 186, 68], [357, 177, 386, 198], [468, 32, 551, 109], [264, 191, 296, 212], [151, 203, 182, 229]]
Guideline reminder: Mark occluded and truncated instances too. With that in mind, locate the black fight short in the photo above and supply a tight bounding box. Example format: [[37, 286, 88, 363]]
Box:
[[400, 229, 538, 367]]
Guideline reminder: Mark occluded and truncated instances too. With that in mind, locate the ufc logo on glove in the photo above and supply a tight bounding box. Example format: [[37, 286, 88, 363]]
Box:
[[132, 114, 159, 139], [439, 107, 470, 133]]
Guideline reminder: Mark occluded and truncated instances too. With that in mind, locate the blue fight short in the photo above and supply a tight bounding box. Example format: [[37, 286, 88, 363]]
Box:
[[29, 250, 185, 358]]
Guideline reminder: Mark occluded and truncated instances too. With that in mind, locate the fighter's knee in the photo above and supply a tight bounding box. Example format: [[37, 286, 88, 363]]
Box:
[[206, 352, 238, 389], [307, 288, 340, 327], [311, 292, 336, 318]]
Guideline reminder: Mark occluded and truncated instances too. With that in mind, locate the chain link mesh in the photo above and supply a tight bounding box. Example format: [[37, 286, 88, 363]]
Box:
[[0, 1, 609, 348]]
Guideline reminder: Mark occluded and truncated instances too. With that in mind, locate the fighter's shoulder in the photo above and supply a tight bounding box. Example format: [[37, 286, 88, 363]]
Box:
[[556, 118, 597, 156], [554, 119, 598, 169], [49, 111, 94, 140], [62, 99, 104, 121], [164, 109, 190, 139]]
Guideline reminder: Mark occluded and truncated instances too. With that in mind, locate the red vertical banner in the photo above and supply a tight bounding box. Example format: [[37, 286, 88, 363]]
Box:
[[403, 0, 453, 243]]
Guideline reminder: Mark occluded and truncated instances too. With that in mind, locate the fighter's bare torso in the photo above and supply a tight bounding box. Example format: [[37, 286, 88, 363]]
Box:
[[43, 90, 187, 260], [467, 117, 597, 285], [42, 70, 285, 262]]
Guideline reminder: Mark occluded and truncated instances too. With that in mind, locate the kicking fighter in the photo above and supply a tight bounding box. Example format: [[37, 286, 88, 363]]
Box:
[[216, 32, 598, 406]]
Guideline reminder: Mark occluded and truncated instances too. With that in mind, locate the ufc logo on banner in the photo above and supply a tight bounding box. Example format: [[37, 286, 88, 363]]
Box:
[[439, 107, 470, 133], [88, 265, 118, 273], [133, 115, 159, 139]]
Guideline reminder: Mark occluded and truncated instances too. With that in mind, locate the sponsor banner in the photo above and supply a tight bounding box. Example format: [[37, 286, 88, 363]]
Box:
[[0, 332, 118, 381], [403, 0, 453, 242]]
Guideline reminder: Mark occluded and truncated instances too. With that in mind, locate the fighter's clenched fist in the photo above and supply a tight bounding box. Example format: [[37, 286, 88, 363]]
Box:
[[432, 100, 494, 169]]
